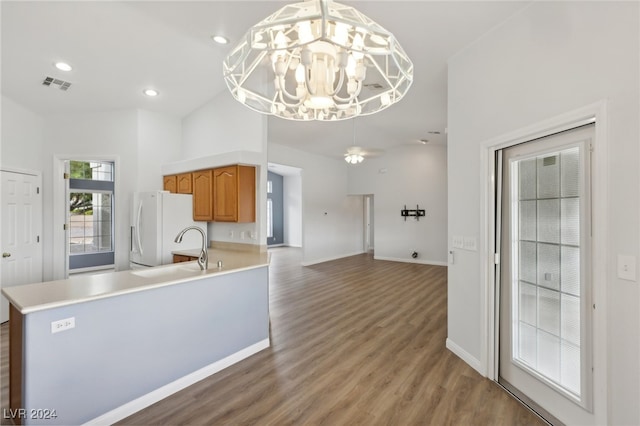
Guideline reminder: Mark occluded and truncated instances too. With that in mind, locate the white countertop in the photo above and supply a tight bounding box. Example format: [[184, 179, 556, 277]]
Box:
[[2, 249, 269, 314]]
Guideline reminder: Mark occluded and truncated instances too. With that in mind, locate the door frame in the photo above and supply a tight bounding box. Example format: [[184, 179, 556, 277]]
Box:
[[53, 155, 120, 279], [0, 166, 44, 322], [479, 101, 608, 424]]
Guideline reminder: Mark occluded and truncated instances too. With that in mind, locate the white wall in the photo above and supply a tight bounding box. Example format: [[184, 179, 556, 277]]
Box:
[[348, 144, 447, 265], [181, 92, 268, 247], [283, 173, 302, 247], [1, 95, 44, 171], [447, 2, 639, 424], [42, 110, 139, 278], [182, 92, 264, 159], [268, 142, 363, 265], [137, 110, 181, 192]]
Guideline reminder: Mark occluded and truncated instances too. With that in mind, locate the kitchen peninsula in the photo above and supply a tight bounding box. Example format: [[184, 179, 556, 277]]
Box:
[[2, 249, 269, 425]]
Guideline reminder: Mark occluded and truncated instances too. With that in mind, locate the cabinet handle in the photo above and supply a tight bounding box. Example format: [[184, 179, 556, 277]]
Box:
[[2, 252, 11, 258]]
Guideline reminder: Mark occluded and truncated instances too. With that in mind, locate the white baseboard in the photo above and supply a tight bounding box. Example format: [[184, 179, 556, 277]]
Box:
[[446, 338, 485, 376], [374, 256, 447, 267], [301, 251, 365, 266], [84, 338, 270, 425]]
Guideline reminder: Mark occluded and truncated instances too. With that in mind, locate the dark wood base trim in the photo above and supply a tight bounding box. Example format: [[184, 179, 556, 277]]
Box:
[[9, 305, 23, 426]]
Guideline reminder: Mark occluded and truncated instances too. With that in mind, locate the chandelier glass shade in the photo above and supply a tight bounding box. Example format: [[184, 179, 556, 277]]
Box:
[[223, 0, 413, 121]]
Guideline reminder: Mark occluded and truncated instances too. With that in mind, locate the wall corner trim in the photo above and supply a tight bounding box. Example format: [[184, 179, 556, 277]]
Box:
[[373, 256, 447, 266], [301, 251, 365, 266], [446, 337, 485, 377]]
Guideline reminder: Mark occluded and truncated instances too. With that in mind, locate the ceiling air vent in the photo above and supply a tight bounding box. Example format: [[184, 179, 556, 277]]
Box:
[[42, 76, 72, 91], [543, 155, 557, 167]]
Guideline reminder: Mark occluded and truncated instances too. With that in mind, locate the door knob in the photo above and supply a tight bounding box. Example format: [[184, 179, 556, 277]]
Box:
[[2, 252, 11, 258]]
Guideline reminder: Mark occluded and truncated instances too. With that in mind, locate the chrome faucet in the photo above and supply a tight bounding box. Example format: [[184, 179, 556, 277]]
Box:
[[174, 226, 208, 270]]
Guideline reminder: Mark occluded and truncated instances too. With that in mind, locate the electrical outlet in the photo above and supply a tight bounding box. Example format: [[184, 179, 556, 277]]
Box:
[[51, 317, 75, 334], [618, 255, 637, 281], [229, 231, 234, 238], [240, 231, 246, 240]]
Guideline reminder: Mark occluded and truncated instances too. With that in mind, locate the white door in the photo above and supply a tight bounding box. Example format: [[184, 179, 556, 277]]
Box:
[[1, 170, 43, 322], [499, 125, 596, 425]]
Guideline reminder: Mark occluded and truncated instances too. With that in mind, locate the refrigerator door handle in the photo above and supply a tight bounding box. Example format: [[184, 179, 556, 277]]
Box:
[[135, 200, 144, 256]]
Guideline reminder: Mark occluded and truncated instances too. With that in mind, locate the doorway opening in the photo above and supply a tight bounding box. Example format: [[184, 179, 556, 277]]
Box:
[[267, 171, 284, 247], [267, 163, 302, 248], [363, 194, 374, 254]]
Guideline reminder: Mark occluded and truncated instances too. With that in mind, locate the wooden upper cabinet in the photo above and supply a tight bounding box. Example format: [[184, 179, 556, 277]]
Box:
[[213, 165, 256, 223], [176, 173, 193, 194], [163, 175, 177, 193], [192, 170, 213, 221]]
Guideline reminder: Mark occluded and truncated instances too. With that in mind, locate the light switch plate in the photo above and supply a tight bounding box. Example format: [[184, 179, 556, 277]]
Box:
[[463, 236, 477, 251], [452, 236, 464, 249], [617, 255, 637, 281]]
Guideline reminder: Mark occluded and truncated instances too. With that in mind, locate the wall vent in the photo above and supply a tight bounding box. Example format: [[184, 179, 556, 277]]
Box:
[[42, 76, 72, 91], [543, 156, 557, 167]]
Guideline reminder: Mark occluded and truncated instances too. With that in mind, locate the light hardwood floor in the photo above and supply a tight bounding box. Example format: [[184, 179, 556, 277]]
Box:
[[1, 248, 543, 425]]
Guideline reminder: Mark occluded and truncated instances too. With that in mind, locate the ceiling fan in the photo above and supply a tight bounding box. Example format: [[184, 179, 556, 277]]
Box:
[[343, 119, 384, 164]]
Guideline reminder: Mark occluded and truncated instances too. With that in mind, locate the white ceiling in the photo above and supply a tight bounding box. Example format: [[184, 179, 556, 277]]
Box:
[[1, 1, 529, 160]]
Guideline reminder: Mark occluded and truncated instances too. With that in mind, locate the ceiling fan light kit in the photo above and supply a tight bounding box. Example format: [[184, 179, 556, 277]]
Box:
[[344, 153, 364, 164], [223, 0, 413, 121]]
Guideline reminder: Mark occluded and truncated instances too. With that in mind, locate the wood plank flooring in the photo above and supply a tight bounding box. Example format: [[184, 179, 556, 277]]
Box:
[[1, 248, 543, 425]]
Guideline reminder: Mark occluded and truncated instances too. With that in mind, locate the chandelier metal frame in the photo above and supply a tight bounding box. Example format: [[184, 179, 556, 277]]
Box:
[[223, 0, 413, 121]]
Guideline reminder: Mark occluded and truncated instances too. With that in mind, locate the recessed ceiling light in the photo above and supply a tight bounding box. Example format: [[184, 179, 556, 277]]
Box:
[[212, 35, 229, 45], [143, 89, 159, 97], [54, 62, 73, 72]]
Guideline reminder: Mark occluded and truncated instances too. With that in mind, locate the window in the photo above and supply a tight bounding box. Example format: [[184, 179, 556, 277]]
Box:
[[68, 160, 115, 270]]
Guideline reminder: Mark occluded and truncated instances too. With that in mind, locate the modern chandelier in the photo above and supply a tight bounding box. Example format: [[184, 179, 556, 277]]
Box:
[[223, 0, 413, 121]]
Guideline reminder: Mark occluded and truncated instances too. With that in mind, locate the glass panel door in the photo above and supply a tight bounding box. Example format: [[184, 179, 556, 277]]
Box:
[[511, 147, 582, 398], [499, 124, 595, 425]]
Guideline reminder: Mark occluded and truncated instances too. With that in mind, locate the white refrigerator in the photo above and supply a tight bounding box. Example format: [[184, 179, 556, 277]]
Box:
[[130, 191, 207, 268]]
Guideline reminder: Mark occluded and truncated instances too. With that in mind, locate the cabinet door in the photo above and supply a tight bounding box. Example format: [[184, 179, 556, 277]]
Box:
[[163, 175, 177, 193], [213, 165, 255, 223], [236, 165, 256, 223], [213, 166, 238, 222], [192, 170, 213, 221], [176, 173, 193, 194], [173, 254, 197, 263]]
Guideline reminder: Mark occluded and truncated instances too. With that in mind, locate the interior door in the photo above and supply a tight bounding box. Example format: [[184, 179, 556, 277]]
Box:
[[1, 170, 43, 323], [498, 124, 595, 425]]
